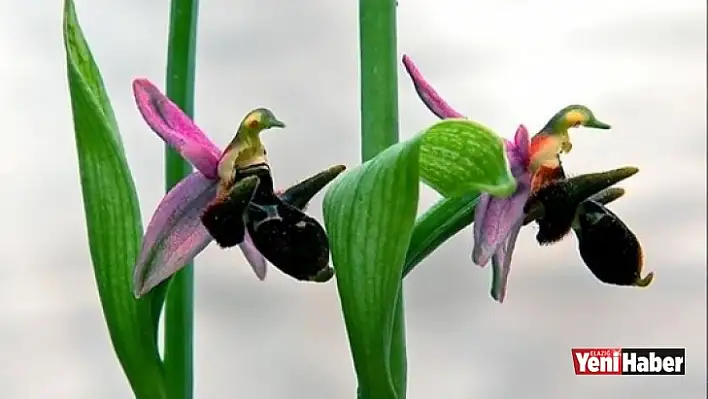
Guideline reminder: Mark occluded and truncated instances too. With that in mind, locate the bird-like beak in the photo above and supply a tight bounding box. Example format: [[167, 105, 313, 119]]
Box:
[[268, 117, 286, 129], [585, 119, 611, 129]]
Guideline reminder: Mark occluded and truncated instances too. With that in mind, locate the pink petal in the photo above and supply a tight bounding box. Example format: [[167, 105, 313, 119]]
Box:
[[472, 175, 531, 267], [132, 79, 221, 179], [504, 126, 531, 177], [133, 172, 217, 297], [490, 219, 523, 303], [401, 55, 465, 119], [513, 124, 530, 165], [472, 193, 492, 267], [239, 233, 267, 280]]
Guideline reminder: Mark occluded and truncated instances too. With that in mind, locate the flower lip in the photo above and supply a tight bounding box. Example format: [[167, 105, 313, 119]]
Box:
[[243, 165, 342, 283], [574, 200, 653, 287], [247, 202, 334, 282]]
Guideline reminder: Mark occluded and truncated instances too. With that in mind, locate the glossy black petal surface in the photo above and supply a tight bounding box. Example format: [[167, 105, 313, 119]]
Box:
[[574, 200, 653, 287], [246, 201, 333, 282]]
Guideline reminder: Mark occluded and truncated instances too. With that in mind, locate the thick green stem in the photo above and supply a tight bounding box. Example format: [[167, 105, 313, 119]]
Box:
[[359, 0, 406, 397], [163, 0, 199, 398]]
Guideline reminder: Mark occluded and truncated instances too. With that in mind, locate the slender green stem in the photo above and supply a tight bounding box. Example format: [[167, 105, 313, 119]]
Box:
[[359, 0, 399, 162], [359, 0, 406, 397], [163, 0, 199, 397]]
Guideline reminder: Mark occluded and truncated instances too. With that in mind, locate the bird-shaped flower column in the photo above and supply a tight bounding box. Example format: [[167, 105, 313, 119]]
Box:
[[131, 79, 344, 297], [528, 105, 611, 193]]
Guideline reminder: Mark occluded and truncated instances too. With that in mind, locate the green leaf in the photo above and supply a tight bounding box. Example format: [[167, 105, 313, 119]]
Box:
[[63, 1, 166, 397], [323, 119, 514, 398]]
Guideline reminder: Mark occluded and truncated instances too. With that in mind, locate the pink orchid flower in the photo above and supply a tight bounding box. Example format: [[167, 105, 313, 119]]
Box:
[[130, 79, 340, 297], [402, 55, 558, 302]]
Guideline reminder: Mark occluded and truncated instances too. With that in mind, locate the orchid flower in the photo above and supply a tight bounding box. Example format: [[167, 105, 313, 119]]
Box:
[[402, 55, 558, 301], [131, 79, 344, 297], [401, 54, 619, 302]]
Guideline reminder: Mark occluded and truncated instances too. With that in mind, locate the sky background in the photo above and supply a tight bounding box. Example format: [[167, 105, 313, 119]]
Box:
[[1, 0, 706, 398]]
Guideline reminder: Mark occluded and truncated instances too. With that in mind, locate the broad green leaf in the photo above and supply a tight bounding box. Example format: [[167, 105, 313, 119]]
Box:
[[322, 119, 514, 398], [63, 1, 166, 397]]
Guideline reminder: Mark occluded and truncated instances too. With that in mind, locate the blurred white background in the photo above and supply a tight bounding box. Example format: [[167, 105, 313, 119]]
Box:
[[0, 0, 705, 398]]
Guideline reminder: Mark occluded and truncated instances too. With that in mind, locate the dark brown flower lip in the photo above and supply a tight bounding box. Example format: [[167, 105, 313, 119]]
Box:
[[245, 201, 332, 283], [574, 200, 654, 287]]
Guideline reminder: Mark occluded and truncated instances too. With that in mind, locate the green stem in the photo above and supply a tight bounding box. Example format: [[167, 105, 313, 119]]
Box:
[[359, 0, 406, 397], [359, 0, 399, 162], [163, 0, 199, 398]]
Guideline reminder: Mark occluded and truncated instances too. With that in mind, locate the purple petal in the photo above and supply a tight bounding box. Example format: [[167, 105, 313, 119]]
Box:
[[513, 124, 530, 165], [472, 176, 531, 267], [504, 126, 532, 178], [133, 172, 217, 297], [239, 233, 267, 280], [401, 55, 465, 119], [505, 145, 526, 178], [473, 193, 492, 267], [132, 79, 221, 179], [490, 219, 523, 303]]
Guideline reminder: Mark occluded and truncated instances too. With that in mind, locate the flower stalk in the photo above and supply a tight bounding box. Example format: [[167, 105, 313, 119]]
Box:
[[163, 0, 199, 397], [357, 0, 406, 397]]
